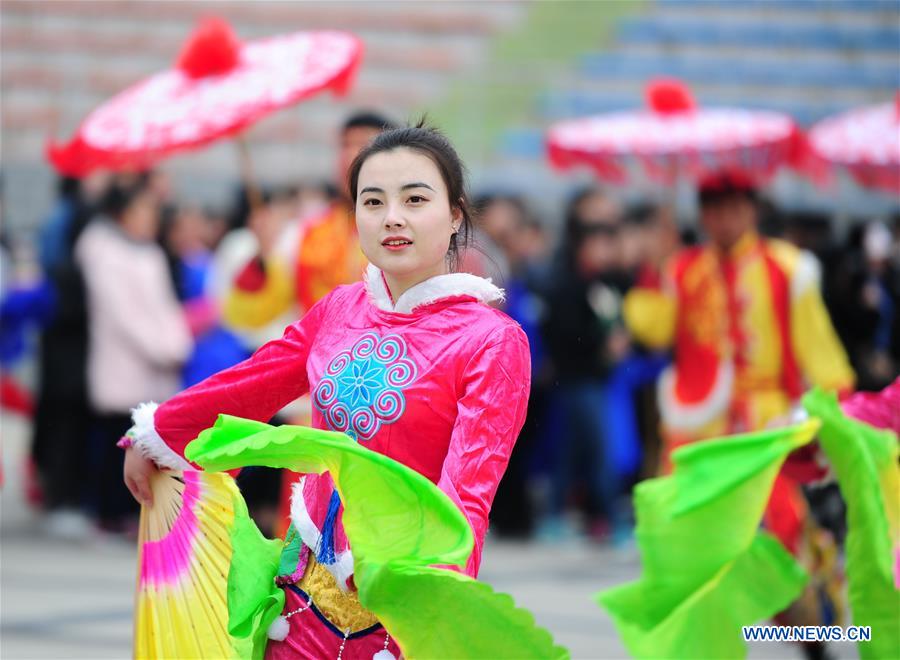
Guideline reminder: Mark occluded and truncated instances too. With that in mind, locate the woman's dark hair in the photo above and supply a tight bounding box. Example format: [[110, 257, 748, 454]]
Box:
[[57, 176, 81, 201], [342, 111, 397, 134], [624, 201, 659, 227], [99, 172, 152, 220], [347, 120, 473, 272], [562, 185, 619, 252], [473, 192, 529, 225]]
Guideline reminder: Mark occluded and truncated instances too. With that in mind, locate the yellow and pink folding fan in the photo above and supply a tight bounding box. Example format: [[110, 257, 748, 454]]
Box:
[[134, 469, 283, 659], [134, 470, 235, 657]]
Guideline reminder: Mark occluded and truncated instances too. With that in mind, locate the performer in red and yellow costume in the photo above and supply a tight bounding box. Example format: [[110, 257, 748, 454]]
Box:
[[625, 172, 854, 570], [626, 172, 853, 457]]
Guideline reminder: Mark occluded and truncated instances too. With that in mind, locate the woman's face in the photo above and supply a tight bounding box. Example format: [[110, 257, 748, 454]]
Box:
[[338, 125, 382, 197], [122, 190, 160, 242], [576, 227, 621, 276], [700, 195, 756, 252], [356, 148, 461, 294], [480, 199, 521, 252]]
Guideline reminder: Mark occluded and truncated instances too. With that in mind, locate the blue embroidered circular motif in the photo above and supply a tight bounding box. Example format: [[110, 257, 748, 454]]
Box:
[[313, 332, 417, 441]]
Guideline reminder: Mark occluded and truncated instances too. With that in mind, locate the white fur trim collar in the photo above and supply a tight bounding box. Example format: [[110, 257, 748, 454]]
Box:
[[364, 263, 504, 314], [130, 402, 193, 471]]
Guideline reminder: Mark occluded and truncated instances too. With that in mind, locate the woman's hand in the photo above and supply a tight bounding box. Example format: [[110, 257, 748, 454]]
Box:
[[124, 447, 159, 507]]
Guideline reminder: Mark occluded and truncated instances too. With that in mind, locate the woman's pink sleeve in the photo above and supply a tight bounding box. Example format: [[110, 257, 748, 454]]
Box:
[[436, 324, 531, 577], [129, 296, 329, 470], [841, 376, 900, 435]]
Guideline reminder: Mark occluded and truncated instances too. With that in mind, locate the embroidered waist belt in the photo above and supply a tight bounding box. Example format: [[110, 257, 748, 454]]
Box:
[[296, 556, 379, 633]]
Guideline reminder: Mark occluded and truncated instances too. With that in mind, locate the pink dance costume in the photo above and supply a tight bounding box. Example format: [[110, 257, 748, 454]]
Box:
[[128, 264, 531, 658], [841, 376, 900, 436]]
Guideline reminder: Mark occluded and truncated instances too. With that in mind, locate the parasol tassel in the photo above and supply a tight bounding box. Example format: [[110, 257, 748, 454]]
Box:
[[646, 78, 696, 115], [177, 17, 241, 79]]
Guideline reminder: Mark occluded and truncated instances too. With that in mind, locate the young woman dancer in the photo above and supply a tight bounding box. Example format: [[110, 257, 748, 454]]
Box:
[[122, 124, 531, 658]]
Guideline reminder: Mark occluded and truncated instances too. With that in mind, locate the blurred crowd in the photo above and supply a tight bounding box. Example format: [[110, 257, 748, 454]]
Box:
[[1, 111, 898, 547]]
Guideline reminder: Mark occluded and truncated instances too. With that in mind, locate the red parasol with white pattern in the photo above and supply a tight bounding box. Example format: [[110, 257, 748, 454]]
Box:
[[805, 95, 900, 194], [546, 79, 806, 185], [47, 17, 363, 177]]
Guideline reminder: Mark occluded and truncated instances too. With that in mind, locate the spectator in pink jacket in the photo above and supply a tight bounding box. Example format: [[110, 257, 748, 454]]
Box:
[[75, 173, 192, 532]]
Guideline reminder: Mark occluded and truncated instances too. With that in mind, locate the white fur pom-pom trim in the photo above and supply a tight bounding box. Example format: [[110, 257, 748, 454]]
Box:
[[267, 615, 290, 641], [130, 402, 193, 471], [372, 650, 396, 660]]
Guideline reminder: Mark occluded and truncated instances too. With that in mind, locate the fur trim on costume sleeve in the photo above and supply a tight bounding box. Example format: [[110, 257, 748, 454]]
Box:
[[790, 251, 821, 300], [657, 361, 734, 432], [129, 402, 193, 471]]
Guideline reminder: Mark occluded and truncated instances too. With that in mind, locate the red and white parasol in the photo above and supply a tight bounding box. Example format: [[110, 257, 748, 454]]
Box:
[[546, 79, 806, 185], [805, 94, 900, 194], [48, 18, 363, 177]]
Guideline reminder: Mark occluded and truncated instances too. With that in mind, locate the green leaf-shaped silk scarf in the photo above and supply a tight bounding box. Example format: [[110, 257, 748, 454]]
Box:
[[186, 415, 568, 659]]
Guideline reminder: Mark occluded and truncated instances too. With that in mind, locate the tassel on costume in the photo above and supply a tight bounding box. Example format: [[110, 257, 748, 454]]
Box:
[[317, 489, 341, 564], [267, 615, 290, 641], [372, 650, 396, 660]]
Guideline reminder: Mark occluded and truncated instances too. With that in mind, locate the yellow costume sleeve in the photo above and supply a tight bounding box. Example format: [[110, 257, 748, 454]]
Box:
[[223, 258, 295, 330], [789, 256, 855, 392], [624, 287, 676, 350]]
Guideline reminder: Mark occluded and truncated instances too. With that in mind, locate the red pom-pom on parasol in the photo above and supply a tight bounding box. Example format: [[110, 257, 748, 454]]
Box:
[[547, 76, 802, 185], [46, 18, 363, 177], [176, 17, 241, 79], [646, 78, 696, 115]]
